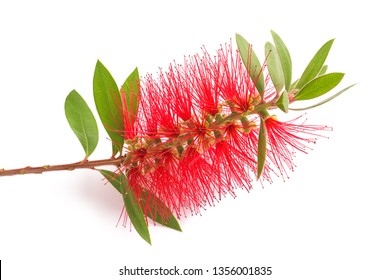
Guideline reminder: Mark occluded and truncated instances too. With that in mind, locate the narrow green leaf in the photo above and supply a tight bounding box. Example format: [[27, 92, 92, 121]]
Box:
[[121, 67, 140, 128], [271, 30, 292, 91], [123, 189, 151, 245], [236, 33, 265, 96], [276, 91, 289, 113], [99, 169, 125, 193], [296, 39, 334, 89], [290, 84, 356, 111], [99, 170, 151, 245], [295, 72, 344, 101], [257, 117, 267, 179], [64, 90, 99, 158], [265, 42, 285, 93], [93, 60, 124, 156], [99, 169, 181, 232], [140, 189, 182, 232]]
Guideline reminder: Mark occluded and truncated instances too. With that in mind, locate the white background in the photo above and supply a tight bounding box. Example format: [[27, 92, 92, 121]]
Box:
[[0, 1, 389, 279]]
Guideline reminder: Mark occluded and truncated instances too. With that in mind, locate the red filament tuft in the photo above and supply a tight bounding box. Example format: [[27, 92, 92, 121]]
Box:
[[264, 115, 331, 180]]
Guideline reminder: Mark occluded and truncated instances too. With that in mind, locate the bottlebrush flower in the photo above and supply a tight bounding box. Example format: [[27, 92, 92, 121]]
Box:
[[113, 32, 351, 234], [116, 33, 345, 227]]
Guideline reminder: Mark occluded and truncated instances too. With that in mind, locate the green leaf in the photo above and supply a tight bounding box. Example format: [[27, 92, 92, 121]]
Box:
[[64, 90, 99, 158], [271, 30, 292, 91], [290, 84, 356, 111], [257, 117, 267, 179], [295, 72, 344, 101], [276, 91, 289, 113], [93, 60, 124, 156], [140, 189, 182, 232], [99, 170, 151, 245], [265, 42, 285, 93], [99, 169, 181, 232], [121, 67, 140, 128], [296, 39, 334, 89], [99, 169, 125, 193], [236, 33, 265, 96], [123, 189, 151, 245]]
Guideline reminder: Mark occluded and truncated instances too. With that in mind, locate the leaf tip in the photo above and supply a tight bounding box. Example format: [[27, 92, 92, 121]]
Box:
[[145, 236, 152, 245]]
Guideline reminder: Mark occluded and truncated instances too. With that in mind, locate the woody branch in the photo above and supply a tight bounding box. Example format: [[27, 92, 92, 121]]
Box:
[[0, 156, 125, 177]]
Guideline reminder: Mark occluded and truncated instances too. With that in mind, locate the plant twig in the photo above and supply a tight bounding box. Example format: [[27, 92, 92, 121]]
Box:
[[0, 156, 125, 177]]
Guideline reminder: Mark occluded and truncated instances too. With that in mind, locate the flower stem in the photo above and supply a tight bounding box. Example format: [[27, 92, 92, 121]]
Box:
[[0, 156, 125, 177]]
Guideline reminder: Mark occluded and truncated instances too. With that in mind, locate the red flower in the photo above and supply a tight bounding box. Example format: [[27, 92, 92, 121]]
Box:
[[264, 115, 331, 180], [120, 41, 331, 221], [187, 49, 221, 116], [216, 43, 261, 112]]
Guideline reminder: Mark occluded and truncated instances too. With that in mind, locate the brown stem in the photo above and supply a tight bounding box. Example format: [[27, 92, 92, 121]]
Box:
[[0, 156, 125, 177]]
